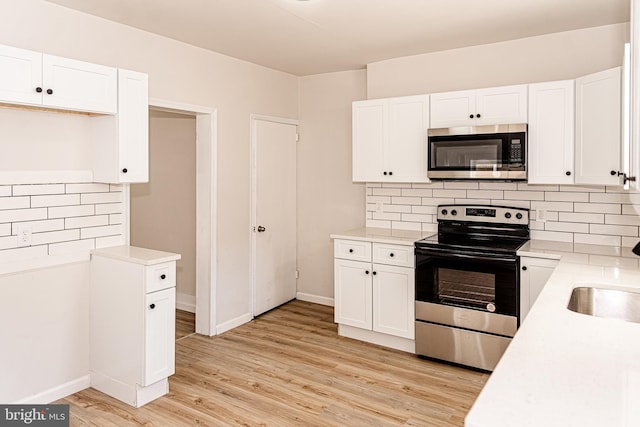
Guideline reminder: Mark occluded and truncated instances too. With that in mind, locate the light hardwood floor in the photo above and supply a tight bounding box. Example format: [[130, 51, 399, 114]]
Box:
[[58, 300, 488, 426], [176, 309, 196, 340]]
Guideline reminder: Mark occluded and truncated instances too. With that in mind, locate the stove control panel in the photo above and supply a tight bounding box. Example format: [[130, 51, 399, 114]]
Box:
[[437, 204, 529, 225]]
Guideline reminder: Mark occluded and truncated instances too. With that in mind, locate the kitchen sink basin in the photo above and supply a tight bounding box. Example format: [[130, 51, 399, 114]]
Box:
[[567, 286, 640, 324]]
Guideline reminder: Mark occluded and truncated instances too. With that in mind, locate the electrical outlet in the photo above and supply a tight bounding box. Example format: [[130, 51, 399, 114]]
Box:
[[17, 224, 32, 247], [375, 202, 383, 213], [537, 209, 547, 223]]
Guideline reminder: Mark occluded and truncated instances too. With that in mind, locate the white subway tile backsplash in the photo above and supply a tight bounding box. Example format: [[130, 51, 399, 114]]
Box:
[[373, 212, 402, 221], [558, 212, 604, 224], [0, 197, 30, 210], [545, 192, 589, 202], [574, 203, 621, 214], [518, 184, 559, 192], [622, 205, 640, 216], [80, 224, 123, 239], [589, 193, 631, 204], [411, 205, 437, 215], [391, 196, 422, 205], [504, 191, 544, 201], [366, 219, 391, 228], [495, 200, 530, 209], [530, 201, 574, 212], [444, 182, 478, 190], [455, 198, 491, 205], [574, 233, 621, 246], [49, 205, 95, 219], [422, 197, 454, 206], [467, 190, 503, 199], [401, 188, 433, 197], [605, 214, 640, 226], [622, 237, 640, 247], [433, 189, 467, 198], [65, 215, 110, 229], [383, 204, 412, 213], [66, 183, 111, 193], [391, 221, 421, 231], [372, 187, 402, 196], [560, 185, 605, 193], [590, 224, 638, 237], [401, 213, 433, 223], [0, 182, 124, 263], [544, 222, 589, 233], [81, 192, 122, 204], [13, 184, 65, 196], [366, 196, 391, 204], [480, 182, 518, 190], [530, 230, 574, 243], [31, 194, 80, 208]]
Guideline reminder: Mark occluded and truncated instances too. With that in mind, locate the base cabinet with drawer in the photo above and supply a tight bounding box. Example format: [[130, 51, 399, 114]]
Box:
[[334, 238, 415, 351], [90, 246, 181, 408]]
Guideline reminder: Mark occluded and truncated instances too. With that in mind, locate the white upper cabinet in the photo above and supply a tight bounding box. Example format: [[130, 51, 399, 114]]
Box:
[[527, 80, 575, 184], [92, 69, 149, 184], [0, 44, 116, 114], [352, 94, 429, 183], [575, 67, 622, 186], [430, 85, 528, 128]]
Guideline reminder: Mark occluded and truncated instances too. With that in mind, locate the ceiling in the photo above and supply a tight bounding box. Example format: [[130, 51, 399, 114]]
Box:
[[45, 0, 630, 76]]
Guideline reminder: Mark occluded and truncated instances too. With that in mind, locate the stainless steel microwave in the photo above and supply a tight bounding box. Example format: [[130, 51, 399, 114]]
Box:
[[427, 124, 527, 180]]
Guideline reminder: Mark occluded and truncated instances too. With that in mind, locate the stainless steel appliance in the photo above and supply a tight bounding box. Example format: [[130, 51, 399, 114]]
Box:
[[427, 124, 526, 180], [414, 204, 529, 371]]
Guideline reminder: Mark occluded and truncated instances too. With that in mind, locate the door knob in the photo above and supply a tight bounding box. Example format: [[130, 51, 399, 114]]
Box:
[[257, 225, 266, 232]]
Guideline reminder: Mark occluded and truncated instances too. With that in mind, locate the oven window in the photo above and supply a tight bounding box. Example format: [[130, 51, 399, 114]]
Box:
[[430, 139, 502, 170], [438, 268, 495, 307]]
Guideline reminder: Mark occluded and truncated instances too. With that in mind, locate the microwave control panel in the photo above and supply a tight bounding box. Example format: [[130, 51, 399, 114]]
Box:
[[509, 139, 523, 164]]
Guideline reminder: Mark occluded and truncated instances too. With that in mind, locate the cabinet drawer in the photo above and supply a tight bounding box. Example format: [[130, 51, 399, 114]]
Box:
[[334, 239, 372, 262], [145, 262, 176, 293], [373, 243, 414, 267]]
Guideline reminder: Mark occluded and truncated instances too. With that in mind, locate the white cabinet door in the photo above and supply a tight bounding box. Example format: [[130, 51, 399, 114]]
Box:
[[430, 90, 476, 128], [631, 3, 640, 190], [117, 69, 149, 183], [334, 258, 372, 330], [527, 80, 575, 184], [430, 85, 527, 128], [42, 54, 117, 114], [144, 287, 176, 386], [352, 99, 386, 181], [372, 263, 415, 339], [520, 257, 559, 322], [575, 67, 622, 186], [476, 85, 528, 126], [386, 95, 429, 182], [0, 44, 42, 105]]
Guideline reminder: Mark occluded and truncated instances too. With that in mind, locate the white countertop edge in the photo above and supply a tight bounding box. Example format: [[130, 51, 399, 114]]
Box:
[[91, 245, 181, 265], [330, 226, 435, 246]]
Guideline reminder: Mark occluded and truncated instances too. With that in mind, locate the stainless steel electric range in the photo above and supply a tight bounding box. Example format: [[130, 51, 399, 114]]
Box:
[[414, 204, 530, 371]]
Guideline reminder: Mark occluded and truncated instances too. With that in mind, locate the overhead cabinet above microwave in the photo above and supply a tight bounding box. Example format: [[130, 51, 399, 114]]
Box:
[[0, 44, 117, 114], [429, 84, 528, 128]]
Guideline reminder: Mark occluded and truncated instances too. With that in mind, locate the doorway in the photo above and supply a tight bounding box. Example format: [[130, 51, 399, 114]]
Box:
[[127, 99, 217, 336], [251, 115, 298, 316]]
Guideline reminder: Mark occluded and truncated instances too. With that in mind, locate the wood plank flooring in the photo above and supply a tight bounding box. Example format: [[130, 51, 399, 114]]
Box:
[[58, 300, 488, 426], [176, 309, 196, 340]]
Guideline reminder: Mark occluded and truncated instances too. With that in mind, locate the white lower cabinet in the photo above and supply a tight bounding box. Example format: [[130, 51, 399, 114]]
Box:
[[90, 246, 181, 408], [334, 239, 415, 351], [520, 256, 559, 322]]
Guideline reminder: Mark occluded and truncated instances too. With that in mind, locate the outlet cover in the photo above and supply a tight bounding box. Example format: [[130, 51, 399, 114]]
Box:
[[17, 224, 32, 247]]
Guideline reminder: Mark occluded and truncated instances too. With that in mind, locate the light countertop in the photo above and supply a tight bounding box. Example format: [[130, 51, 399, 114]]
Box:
[[467, 244, 640, 427], [330, 227, 435, 246], [91, 245, 181, 265]]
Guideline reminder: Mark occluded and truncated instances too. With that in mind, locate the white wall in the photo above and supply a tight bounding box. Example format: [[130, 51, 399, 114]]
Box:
[[297, 70, 367, 304], [367, 23, 629, 98], [0, 0, 297, 403], [131, 110, 197, 311]]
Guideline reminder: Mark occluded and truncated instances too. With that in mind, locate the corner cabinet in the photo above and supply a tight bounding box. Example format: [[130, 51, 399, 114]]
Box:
[[92, 69, 149, 183], [90, 246, 181, 408], [334, 238, 415, 352], [430, 84, 528, 128], [352, 94, 430, 183], [519, 256, 559, 322], [0, 43, 117, 114]]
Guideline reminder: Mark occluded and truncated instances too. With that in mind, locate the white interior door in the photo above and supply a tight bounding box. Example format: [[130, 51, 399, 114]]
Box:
[[253, 118, 297, 316]]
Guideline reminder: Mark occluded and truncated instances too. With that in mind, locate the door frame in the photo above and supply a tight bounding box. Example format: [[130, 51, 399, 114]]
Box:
[[126, 98, 218, 336], [249, 114, 298, 317]]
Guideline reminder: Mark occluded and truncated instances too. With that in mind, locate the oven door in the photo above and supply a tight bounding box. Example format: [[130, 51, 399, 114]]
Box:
[[415, 247, 519, 318]]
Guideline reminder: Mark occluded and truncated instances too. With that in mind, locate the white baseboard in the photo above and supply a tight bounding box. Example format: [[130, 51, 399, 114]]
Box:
[[296, 292, 334, 307], [176, 292, 196, 313], [339, 324, 415, 354], [216, 312, 252, 335], [13, 375, 90, 404]]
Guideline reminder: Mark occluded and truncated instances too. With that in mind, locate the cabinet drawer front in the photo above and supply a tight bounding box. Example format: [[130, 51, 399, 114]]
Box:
[[145, 262, 176, 293], [334, 239, 372, 262], [372, 243, 414, 267]]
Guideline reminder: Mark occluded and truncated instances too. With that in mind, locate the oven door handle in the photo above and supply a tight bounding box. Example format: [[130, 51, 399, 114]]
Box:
[[416, 248, 516, 263]]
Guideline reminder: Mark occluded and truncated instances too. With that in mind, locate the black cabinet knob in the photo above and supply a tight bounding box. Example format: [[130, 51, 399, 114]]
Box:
[[611, 170, 617, 176], [566, 171, 571, 176], [383, 171, 388, 175], [388, 171, 393, 176], [122, 168, 128, 173], [365, 270, 370, 275], [349, 249, 354, 253], [46, 88, 53, 95], [160, 274, 166, 280], [522, 266, 527, 271], [372, 271, 377, 275], [35, 87, 42, 93], [389, 253, 394, 257], [149, 303, 156, 309], [469, 114, 474, 119], [476, 113, 481, 118]]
